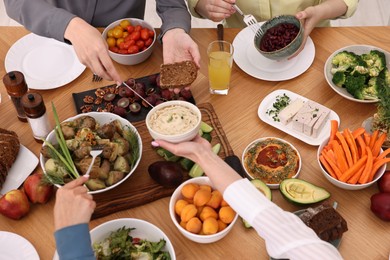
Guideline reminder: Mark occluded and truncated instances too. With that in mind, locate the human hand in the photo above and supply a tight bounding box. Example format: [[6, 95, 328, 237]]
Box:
[[195, 0, 236, 22], [162, 28, 201, 93], [53, 176, 96, 231], [152, 135, 212, 163], [64, 17, 122, 83]]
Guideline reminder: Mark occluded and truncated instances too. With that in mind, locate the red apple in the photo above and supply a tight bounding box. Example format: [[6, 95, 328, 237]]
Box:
[[378, 171, 390, 193], [370, 192, 390, 221], [0, 189, 30, 220], [23, 173, 54, 204]]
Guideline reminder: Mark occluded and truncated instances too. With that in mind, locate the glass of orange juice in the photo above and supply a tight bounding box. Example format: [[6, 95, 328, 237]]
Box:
[[207, 41, 234, 95]]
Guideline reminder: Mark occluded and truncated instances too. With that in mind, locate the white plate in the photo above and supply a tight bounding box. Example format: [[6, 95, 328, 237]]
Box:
[[258, 89, 340, 146], [0, 145, 38, 194], [0, 231, 39, 260], [232, 25, 315, 81], [5, 33, 86, 90], [324, 45, 390, 103]]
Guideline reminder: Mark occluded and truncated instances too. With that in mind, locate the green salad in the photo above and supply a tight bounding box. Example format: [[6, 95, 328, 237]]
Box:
[[93, 226, 171, 260]]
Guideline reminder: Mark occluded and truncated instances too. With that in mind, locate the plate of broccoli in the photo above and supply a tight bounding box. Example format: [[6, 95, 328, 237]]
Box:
[[324, 45, 390, 103]]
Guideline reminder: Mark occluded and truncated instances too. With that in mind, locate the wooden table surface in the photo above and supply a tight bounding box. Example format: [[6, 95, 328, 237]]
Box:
[[1, 26, 390, 260]]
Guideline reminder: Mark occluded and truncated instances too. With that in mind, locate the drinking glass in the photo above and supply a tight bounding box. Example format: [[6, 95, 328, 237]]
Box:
[[207, 40, 234, 95]]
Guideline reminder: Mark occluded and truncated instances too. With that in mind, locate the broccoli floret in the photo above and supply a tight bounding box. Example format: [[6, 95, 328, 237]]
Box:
[[351, 65, 369, 77], [332, 71, 346, 87], [362, 50, 386, 77], [331, 51, 358, 74], [345, 75, 366, 100], [379, 67, 390, 86]]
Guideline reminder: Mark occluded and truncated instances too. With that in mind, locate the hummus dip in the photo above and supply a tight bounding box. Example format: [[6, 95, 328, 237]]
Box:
[[149, 104, 199, 135], [243, 138, 300, 184]]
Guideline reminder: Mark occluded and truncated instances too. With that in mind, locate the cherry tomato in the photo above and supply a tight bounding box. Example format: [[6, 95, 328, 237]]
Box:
[[128, 45, 140, 54], [136, 40, 145, 49], [127, 25, 135, 34], [106, 37, 116, 48], [128, 39, 136, 46], [112, 27, 124, 38], [107, 29, 114, 38], [118, 41, 126, 50], [129, 31, 141, 41], [140, 28, 149, 41], [119, 20, 131, 29], [134, 25, 142, 32], [109, 46, 119, 53], [118, 49, 128, 54], [144, 38, 153, 47], [122, 31, 129, 38], [148, 29, 155, 38]]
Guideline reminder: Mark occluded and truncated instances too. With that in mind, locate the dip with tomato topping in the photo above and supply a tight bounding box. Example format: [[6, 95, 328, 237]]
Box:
[[243, 138, 300, 184]]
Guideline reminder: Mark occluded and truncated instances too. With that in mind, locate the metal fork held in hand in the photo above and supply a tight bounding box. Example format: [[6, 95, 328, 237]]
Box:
[[233, 4, 262, 36], [92, 73, 103, 82], [85, 146, 103, 176]]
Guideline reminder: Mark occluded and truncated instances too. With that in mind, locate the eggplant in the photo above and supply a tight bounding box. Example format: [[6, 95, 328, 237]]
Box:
[[148, 161, 184, 188]]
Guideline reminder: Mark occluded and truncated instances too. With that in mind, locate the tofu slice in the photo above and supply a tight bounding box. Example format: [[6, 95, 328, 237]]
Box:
[[292, 102, 313, 132], [312, 109, 331, 137], [279, 98, 305, 125]]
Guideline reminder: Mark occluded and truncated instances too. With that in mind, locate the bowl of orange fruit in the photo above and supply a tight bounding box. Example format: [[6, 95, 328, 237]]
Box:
[[169, 176, 238, 243], [102, 18, 156, 65]]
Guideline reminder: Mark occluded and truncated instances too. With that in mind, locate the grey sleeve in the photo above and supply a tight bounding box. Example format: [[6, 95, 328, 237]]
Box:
[[156, 0, 191, 41], [4, 0, 76, 42]]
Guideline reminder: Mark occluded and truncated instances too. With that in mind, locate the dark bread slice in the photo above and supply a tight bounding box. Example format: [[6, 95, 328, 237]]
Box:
[[0, 134, 20, 165], [159, 60, 197, 89], [299, 203, 348, 242]]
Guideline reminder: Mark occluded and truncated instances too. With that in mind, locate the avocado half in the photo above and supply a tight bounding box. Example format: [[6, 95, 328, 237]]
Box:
[[279, 178, 330, 205], [242, 179, 272, 228]]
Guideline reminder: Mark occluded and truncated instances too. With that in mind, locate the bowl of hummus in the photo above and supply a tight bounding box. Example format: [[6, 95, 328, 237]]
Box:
[[242, 137, 301, 189], [146, 100, 201, 143]]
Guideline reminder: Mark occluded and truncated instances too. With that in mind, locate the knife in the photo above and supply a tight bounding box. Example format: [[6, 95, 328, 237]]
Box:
[[217, 23, 224, 51]]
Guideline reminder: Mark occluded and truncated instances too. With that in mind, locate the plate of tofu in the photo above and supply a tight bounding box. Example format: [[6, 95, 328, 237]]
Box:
[[258, 89, 340, 146]]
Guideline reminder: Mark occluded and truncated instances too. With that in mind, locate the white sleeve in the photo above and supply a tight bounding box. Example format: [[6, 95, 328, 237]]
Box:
[[223, 179, 343, 260]]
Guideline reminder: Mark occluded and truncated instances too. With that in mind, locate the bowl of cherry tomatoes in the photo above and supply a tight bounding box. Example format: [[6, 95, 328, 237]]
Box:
[[102, 18, 156, 65]]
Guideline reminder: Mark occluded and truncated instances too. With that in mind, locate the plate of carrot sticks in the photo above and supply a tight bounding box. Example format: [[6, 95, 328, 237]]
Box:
[[317, 120, 388, 190]]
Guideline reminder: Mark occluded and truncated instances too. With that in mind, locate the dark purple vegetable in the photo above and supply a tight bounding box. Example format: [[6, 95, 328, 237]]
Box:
[[148, 161, 184, 187]]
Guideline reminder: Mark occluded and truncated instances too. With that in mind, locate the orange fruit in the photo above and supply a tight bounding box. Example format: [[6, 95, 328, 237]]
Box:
[[219, 206, 236, 224]]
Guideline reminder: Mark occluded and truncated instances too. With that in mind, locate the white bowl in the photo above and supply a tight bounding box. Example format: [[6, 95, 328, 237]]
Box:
[[146, 100, 201, 143], [102, 18, 156, 65], [317, 137, 386, 190], [53, 218, 175, 260], [40, 112, 142, 194], [324, 45, 390, 104], [169, 176, 238, 244], [241, 137, 301, 189]]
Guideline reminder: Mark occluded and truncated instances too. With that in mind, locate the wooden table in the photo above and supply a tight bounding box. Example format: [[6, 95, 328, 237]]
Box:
[[1, 26, 390, 260]]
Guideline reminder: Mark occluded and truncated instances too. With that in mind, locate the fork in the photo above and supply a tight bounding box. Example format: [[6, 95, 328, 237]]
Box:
[[92, 73, 103, 82], [84, 146, 103, 176], [233, 4, 263, 36]]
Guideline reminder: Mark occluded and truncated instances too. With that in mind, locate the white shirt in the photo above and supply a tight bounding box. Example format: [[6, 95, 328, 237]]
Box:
[[223, 179, 343, 260]]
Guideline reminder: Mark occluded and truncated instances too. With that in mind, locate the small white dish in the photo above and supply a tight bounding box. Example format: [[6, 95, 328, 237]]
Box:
[[0, 145, 38, 194], [324, 45, 390, 103], [0, 231, 39, 260], [258, 89, 340, 146], [232, 24, 315, 81], [5, 33, 85, 90]]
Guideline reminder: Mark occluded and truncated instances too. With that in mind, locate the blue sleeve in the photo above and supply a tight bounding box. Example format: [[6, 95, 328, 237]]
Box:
[[54, 223, 95, 260]]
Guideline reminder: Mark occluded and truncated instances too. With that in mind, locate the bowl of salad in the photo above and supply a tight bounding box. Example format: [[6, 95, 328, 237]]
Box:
[[53, 218, 175, 259]]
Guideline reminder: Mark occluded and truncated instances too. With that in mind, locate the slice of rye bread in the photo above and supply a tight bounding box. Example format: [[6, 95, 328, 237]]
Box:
[[0, 161, 7, 189], [159, 60, 198, 89], [0, 134, 20, 158]]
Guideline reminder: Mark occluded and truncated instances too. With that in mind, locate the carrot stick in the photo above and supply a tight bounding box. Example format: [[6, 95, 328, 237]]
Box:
[[331, 140, 349, 173], [339, 155, 367, 183], [375, 147, 390, 161], [320, 155, 337, 179], [372, 132, 387, 157], [364, 132, 371, 146], [370, 158, 390, 181], [352, 127, 366, 139], [325, 149, 337, 164], [358, 147, 373, 184], [321, 151, 343, 179], [369, 130, 379, 149], [344, 128, 358, 164], [347, 166, 364, 184], [336, 131, 354, 168], [356, 135, 367, 158], [329, 120, 339, 143]]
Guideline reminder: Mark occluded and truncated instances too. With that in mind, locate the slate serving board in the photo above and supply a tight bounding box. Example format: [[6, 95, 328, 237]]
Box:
[[91, 102, 241, 219]]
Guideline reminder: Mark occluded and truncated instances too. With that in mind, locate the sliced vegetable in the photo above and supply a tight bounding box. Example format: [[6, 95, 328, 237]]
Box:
[[200, 121, 213, 133], [279, 178, 330, 205], [156, 147, 180, 162]]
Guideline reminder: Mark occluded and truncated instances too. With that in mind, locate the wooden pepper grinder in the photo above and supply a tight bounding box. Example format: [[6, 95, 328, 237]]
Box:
[[2, 71, 28, 122], [21, 92, 52, 143]]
